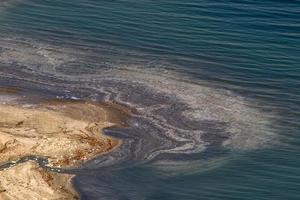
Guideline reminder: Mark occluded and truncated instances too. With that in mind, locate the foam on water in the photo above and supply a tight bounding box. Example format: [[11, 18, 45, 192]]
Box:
[[0, 94, 18, 103], [0, 36, 277, 174], [0, 0, 25, 12]]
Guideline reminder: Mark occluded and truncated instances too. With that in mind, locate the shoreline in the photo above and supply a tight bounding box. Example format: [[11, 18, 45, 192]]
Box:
[[0, 161, 79, 200], [0, 87, 131, 199]]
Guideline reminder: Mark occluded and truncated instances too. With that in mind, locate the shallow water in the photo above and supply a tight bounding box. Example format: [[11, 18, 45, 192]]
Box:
[[0, 0, 299, 199]]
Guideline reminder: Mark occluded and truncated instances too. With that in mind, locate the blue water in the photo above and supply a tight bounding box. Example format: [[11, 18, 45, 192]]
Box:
[[0, 0, 300, 199]]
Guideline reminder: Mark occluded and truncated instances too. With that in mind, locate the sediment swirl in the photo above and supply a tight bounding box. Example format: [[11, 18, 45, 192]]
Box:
[[0, 36, 278, 199], [0, 36, 277, 174]]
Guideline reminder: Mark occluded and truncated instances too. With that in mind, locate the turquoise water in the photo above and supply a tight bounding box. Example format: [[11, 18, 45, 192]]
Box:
[[0, 0, 300, 199]]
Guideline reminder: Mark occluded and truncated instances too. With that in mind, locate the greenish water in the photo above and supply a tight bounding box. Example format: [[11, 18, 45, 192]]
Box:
[[0, 1, 299, 199]]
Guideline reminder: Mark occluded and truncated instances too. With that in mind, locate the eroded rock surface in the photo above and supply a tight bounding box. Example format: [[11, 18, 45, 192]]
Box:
[[0, 101, 128, 167], [0, 161, 79, 200], [0, 89, 130, 199]]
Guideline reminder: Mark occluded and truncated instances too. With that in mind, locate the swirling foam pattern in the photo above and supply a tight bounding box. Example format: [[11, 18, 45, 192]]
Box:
[[0, 37, 276, 175]]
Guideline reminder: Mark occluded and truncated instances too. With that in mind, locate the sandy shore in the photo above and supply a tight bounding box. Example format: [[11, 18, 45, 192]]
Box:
[[0, 88, 130, 199]]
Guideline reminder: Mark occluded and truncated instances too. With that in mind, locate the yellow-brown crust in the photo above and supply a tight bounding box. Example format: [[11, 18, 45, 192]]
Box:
[[0, 90, 132, 200]]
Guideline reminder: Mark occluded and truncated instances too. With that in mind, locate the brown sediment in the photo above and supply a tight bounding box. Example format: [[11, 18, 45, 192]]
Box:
[[0, 93, 131, 199], [0, 87, 20, 94], [42, 99, 133, 127]]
